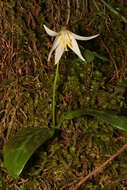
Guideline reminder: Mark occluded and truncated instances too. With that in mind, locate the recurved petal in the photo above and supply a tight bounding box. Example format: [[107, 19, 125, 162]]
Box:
[[71, 32, 99, 41], [55, 43, 64, 64], [69, 35, 85, 62], [48, 36, 61, 62], [43, 25, 58, 37]]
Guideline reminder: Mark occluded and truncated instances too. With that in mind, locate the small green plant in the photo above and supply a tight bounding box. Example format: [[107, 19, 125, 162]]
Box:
[[3, 24, 127, 179]]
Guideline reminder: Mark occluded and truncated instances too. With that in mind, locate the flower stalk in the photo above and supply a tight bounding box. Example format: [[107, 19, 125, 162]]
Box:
[[53, 61, 60, 128]]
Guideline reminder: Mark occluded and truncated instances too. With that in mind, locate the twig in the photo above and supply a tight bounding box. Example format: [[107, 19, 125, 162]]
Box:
[[100, 37, 119, 79], [119, 48, 126, 80], [6, 107, 16, 140], [72, 144, 127, 190], [66, 0, 70, 26], [100, 0, 127, 24]]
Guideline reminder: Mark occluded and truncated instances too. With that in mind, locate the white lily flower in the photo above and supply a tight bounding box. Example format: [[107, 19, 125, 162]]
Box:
[[44, 25, 99, 65]]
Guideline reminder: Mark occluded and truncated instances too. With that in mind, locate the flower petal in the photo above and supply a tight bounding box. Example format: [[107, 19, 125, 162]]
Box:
[[48, 36, 61, 62], [69, 35, 85, 61], [55, 43, 64, 64], [71, 32, 99, 41], [43, 25, 58, 37]]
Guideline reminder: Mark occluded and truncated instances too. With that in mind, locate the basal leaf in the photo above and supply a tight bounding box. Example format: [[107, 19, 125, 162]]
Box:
[[4, 127, 55, 178], [57, 109, 127, 132]]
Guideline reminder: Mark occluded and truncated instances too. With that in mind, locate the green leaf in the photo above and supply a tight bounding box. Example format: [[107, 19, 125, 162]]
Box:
[[84, 49, 108, 62], [4, 127, 55, 178], [93, 52, 108, 61], [84, 50, 95, 62], [57, 109, 127, 132]]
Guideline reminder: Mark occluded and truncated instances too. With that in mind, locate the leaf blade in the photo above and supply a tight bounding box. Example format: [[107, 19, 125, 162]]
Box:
[[57, 109, 127, 132], [4, 127, 54, 178]]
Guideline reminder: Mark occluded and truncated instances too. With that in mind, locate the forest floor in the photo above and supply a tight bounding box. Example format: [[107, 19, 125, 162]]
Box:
[[0, 0, 127, 189]]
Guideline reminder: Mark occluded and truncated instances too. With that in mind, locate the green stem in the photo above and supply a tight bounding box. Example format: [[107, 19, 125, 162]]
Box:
[[53, 62, 60, 128]]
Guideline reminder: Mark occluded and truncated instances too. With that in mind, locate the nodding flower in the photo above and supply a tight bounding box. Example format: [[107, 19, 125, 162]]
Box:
[[44, 25, 99, 65]]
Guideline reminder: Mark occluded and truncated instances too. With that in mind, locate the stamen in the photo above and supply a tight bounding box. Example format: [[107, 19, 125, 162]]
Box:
[[67, 31, 72, 48], [61, 35, 65, 49]]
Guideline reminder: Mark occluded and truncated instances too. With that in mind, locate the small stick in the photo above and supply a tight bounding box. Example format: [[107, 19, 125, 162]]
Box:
[[66, 0, 70, 26], [100, 37, 119, 79], [72, 144, 127, 190]]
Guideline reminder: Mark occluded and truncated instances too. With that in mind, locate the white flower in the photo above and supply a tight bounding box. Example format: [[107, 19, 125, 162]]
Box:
[[44, 25, 99, 65]]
